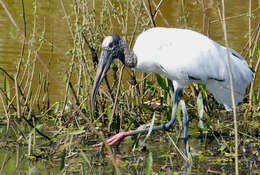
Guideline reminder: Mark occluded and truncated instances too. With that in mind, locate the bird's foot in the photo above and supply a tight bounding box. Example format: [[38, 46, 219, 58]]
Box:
[[93, 131, 130, 147]]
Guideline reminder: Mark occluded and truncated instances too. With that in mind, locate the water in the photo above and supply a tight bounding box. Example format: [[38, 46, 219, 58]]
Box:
[[1, 131, 258, 174], [0, 1, 259, 105]]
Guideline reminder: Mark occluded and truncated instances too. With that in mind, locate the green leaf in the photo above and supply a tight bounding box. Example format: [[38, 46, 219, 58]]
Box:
[[197, 92, 204, 129], [43, 77, 47, 92], [253, 112, 260, 118], [197, 93, 204, 119], [4, 75, 10, 100], [145, 81, 156, 93], [126, 115, 136, 130], [53, 103, 60, 114], [155, 74, 169, 101], [35, 124, 43, 130], [38, 72, 42, 84], [69, 126, 85, 135], [59, 149, 66, 170], [131, 135, 140, 152], [146, 152, 153, 175], [107, 105, 113, 124], [28, 90, 33, 105], [163, 89, 168, 101], [257, 44, 260, 56], [176, 102, 182, 127], [155, 74, 168, 92], [252, 89, 258, 105], [200, 84, 207, 98]]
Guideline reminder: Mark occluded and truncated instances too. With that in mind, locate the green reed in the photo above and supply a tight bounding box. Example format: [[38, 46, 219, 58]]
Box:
[[0, 0, 259, 174]]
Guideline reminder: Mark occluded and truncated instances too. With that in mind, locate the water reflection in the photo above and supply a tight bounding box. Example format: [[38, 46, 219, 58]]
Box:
[[0, 131, 259, 174], [0, 0, 259, 104], [0, 0, 259, 174]]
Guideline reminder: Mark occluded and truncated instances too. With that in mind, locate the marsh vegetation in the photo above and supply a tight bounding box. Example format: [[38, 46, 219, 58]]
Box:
[[0, 0, 259, 174]]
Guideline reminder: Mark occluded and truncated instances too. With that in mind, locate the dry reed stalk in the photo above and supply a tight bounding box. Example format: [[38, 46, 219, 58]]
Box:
[[249, 0, 253, 105], [72, 2, 121, 173], [220, 0, 239, 174]]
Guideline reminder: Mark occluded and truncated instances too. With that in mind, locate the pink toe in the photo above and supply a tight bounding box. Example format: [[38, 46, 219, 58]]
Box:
[[92, 131, 131, 147]]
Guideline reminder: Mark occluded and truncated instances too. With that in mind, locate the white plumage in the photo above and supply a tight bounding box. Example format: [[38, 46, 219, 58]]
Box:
[[91, 27, 254, 151], [133, 27, 254, 110]]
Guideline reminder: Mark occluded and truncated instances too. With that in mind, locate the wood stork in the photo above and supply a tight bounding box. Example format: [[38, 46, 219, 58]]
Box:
[[91, 27, 255, 151]]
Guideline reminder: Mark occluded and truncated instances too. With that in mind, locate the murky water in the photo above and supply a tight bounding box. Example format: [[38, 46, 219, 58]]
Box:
[[1, 131, 258, 174], [0, 0, 259, 174], [0, 0, 259, 105]]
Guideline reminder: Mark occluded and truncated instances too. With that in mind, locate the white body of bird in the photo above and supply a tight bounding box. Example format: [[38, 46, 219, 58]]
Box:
[[91, 27, 255, 150], [133, 27, 254, 110]]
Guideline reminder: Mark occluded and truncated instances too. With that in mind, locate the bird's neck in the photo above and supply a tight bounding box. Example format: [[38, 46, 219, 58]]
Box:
[[121, 40, 137, 68]]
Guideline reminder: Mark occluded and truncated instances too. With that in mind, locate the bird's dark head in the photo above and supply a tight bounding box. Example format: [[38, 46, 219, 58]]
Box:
[[101, 34, 125, 60], [91, 34, 125, 109]]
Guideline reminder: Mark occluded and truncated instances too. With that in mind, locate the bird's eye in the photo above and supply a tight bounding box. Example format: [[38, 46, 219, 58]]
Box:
[[109, 43, 113, 48]]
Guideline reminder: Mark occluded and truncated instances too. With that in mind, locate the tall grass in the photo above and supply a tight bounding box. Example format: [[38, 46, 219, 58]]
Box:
[[0, 0, 259, 174], [220, 0, 239, 174]]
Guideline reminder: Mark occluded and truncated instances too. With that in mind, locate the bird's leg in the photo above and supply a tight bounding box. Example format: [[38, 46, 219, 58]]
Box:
[[161, 88, 180, 130], [93, 131, 131, 147], [92, 89, 181, 147], [127, 88, 180, 134], [179, 91, 189, 156]]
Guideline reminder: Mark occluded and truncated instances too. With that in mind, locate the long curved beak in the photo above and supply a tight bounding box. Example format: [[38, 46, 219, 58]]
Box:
[[91, 50, 113, 110]]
